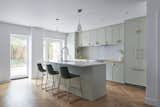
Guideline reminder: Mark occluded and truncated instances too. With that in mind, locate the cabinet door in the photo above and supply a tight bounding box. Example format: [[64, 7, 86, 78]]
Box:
[[96, 28, 106, 45], [111, 24, 121, 44], [78, 33, 83, 47], [81, 31, 90, 46], [105, 26, 112, 44], [119, 24, 124, 44], [124, 17, 146, 86], [106, 63, 113, 81], [89, 30, 97, 46], [112, 63, 124, 83]]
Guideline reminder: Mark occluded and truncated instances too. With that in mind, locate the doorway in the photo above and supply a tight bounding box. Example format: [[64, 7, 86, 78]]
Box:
[[10, 35, 29, 79]]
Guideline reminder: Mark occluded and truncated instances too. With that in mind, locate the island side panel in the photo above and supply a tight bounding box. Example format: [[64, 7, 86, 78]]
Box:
[[91, 64, 106, 100], [67, 66, 94, 100]]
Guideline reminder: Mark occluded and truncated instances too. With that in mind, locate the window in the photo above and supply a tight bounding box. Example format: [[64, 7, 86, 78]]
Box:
[[43, 38, 64, 61]]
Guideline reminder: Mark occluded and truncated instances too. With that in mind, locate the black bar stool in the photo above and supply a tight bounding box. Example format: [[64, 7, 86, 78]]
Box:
[[59, 67, 83, 104], [45, 64, 59, 92], [36, 63, 46, 89]]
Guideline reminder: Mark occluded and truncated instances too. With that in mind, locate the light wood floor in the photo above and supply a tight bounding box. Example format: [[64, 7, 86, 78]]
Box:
[[0, 79, 152, 107]]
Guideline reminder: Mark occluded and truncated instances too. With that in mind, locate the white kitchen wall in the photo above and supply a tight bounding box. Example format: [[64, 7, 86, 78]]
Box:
[[0, 21, 66, 83], [80, 44, 123, 61], [0, 22, 30, 83]]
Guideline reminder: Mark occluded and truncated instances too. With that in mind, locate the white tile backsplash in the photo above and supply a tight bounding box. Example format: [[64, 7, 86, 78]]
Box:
[[80, 44, 123, 61]]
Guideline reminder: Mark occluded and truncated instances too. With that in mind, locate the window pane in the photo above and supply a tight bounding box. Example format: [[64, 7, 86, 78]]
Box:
[[43, 39, 64, 61], [48, 41, 61, 61]]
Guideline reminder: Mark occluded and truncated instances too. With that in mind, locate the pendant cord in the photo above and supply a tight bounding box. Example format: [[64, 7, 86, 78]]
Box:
[[78, 14, 81, 24]]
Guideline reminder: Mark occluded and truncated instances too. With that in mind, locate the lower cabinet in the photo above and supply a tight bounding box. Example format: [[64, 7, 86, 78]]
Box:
[[106, 62, 146, 86], [124, 68, 146, 86], [106, 63, 124, 83]]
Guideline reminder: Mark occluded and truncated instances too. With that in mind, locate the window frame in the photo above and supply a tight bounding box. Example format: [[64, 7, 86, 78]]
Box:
[[43, 38, 64, 62]]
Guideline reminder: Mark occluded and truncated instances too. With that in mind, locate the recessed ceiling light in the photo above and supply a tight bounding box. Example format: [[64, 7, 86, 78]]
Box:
[[56, 18, 60, 21], [125, 11, 129, 15]]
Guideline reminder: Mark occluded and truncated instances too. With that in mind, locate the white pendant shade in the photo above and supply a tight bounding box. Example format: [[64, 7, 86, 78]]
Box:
[[77, 23, 82, 32]]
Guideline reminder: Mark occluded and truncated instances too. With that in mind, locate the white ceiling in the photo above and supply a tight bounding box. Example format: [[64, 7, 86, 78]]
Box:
[[0, 0, 146, 33]]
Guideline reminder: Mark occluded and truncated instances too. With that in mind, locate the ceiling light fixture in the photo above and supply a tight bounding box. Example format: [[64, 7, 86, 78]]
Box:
[[56, 18, 60, 31], [77, 9, 83, 32]]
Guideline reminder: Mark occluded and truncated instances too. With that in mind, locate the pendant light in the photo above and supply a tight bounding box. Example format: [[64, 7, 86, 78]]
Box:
[[77, 9, 83, 32]]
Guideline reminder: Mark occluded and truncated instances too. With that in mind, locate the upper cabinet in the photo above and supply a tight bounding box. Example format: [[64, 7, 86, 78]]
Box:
[[96, 28, 106, 45], [89, 30, 97, 46], [105, 26, 112, 44], [78, 31, 90, 47], [77, 23, 124, 47], [111, 24, 124, 44]]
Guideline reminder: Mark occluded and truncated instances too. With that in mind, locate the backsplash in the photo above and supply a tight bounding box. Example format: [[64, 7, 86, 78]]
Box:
[[78, 44, 124, 61]]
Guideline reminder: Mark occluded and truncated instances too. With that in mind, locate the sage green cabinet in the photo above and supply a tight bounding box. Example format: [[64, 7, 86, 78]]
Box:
[[89, 30, 97, 46], [96, 28, 106, 45], [111, 24, 124, 44], [79, 31, 90, 47], [124, 17, 146, 86], [77, 23, 124, 47], [106, 63, 124, 83], [105, 26, 112, 44]]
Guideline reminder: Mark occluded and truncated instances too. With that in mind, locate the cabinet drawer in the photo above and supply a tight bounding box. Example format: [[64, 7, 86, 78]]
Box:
[[125, 68, 146, 86]]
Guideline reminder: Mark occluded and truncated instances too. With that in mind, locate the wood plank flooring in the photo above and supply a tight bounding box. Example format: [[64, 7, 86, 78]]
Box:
[[0, 79, 152, 107]]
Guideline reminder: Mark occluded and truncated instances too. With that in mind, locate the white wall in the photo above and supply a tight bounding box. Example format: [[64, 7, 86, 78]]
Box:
[[0, 22, 31, 83], [0, 22, 66, 82], [146, 0, 160, 106]]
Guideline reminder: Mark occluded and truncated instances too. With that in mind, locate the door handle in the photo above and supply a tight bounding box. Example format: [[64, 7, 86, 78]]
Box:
[[131, 68, 144, 71]]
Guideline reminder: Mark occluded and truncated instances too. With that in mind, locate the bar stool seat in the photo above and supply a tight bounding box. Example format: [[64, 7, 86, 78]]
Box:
[[59, 67, 83, 104], [64, 73, 80, 79], [49, 71, 59, 75]]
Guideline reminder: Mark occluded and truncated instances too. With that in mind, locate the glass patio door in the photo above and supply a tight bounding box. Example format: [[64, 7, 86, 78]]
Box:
[[10, 35, 28, 79]]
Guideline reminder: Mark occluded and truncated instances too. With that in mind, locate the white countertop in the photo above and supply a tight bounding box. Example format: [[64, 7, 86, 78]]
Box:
[[47, 59, 106, 67]]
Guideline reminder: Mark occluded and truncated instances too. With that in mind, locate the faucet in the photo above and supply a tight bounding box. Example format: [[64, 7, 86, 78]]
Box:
[[61, 47, 69, 61]]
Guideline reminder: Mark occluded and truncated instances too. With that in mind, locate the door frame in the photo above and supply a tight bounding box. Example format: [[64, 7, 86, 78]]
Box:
[[10, 34, 29, 79]]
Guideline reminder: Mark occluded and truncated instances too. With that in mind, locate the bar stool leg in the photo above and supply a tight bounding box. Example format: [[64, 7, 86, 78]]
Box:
[[79, 77, 83, 97], [58, 76, 61, 90], [67, 79, 71, 103], [45, 72, 49, 91], [41, 73, 44, 89], [52, 75, 55, 89], [36, 71, 40, 86]]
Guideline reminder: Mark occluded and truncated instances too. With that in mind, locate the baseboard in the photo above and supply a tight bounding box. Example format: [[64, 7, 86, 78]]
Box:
[[11, 77, 28, 80], [145, 97, 160, 107], [31, 77, 42, 80], [0, 80, 10, 84]]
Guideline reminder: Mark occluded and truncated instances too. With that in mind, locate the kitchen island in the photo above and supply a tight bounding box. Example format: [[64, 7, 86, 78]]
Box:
[[47, 60, 106, 101]]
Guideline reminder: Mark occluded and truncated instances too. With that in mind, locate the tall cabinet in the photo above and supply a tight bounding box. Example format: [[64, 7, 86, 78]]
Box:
[[124, 17, 146, 86]]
